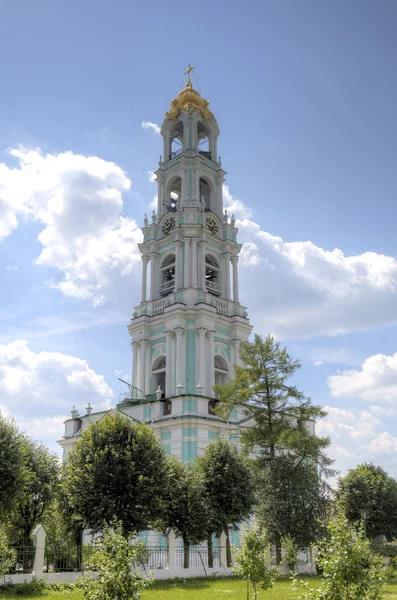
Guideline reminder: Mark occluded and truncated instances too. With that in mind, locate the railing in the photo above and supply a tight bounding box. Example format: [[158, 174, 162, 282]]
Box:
[[153, 298, 166, 316], [141, 546, 168, 569], [44, 546, 94, 573], [206, 281, 221, 295], [160, 280, 175, 295], [215, 298, 228, 316], [175, 546, 222, 567], [7, 546, 35, 574]]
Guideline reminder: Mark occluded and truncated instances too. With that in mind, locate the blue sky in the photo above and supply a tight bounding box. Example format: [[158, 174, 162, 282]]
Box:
[[1, 0, 397, 478]]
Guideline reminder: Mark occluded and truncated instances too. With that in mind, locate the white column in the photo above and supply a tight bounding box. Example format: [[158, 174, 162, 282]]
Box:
[[141, 256, 149, 303], [208, 330, 215, 397], [166, 331, 172, 397], [175, 328, 184, 390], [132, 341, 138, 388], [232, 339, 241, 374], [231, 255, 239, 303], [197, 328, 207, 394], [175, 241, 182, 290], [145, 342, 151, 396], [191, 237, 198, 288], [222, 253, 231, 300], [184, 237, 191, 288], [167, 530, 176, 569], [150, 253, 156, 300], [137, 342, 144, 392], [200, 240, 206, 291], [31, 524, 46, 578], [139, 340, 147, 395]]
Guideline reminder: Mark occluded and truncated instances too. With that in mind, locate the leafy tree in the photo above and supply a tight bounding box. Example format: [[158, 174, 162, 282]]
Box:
[[294, 514, 385, 600], [214, 334, 334, 563], [80, 521, 152, 600], [233, 523, 278, 600], [256, 455, 329, 560], [0, 524, 16, 578], [214, 334, 333, 473], [0, 413, 24, 518], [281, 534, 299, 574], [157, 456, 209, 568], [337, 463, 397, 540], [10, 436, 59, 546], [61, 413, 170, 538], [195, 439, 255, 567]]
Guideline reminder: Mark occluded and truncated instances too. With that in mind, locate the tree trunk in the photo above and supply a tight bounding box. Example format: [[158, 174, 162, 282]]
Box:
[[74, 523, 84, 571], [183, 536, 190, 569], [274, 532, 282, 565], [207, 534, 214, 568], [225, 526, 232, 568]]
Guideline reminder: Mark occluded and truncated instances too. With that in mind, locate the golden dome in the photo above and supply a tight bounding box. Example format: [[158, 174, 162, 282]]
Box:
[[165, 81, 214, 121]]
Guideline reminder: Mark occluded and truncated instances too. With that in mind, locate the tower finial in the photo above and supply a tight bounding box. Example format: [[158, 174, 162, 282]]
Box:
[[184, 63, 195, 85]]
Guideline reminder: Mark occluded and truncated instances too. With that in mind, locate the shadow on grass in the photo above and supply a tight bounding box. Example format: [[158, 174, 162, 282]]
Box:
[[150, 575, 238, 591]]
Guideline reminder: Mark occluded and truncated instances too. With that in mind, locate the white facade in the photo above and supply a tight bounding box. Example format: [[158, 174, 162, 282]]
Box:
[[58, 77, 252, 468]]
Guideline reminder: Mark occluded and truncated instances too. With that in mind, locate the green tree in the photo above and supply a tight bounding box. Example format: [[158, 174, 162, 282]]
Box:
[[256, 455, 329, 554], [0, 413, 24, 518], [195, 439, 255, 567], [214, 334, 334, 563], [294, 514, 385, 600], [214, 334, 332, 472], [157, 456, 209, 569], [337, 463, 397, 540], [80, 521, 152, 600], [233, 523, 278, 600], [0, 524, 16, 578], [10, 436, 59, 546], [61, 413, 170, 538]]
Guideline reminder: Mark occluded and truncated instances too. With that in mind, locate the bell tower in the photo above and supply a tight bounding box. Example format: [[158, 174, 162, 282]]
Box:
[[126, 68, 252, 459]]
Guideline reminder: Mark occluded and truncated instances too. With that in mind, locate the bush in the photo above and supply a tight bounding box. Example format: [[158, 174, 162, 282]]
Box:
[[281, 535, 298, 573], [294, 514, 385, 600], [0, 525, 16, 578], [0, 577, 46, 596], [79, 521, 152, 600], [233, 523, 278, 600]]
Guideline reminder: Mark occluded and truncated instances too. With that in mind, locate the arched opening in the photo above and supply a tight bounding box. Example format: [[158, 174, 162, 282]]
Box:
[[205, 254, 221, 296], [169, 121, 184, 159], [164, 177, 181, 213], [152, 356, 166, 399], [199, 178, 211, 211], [160, 254, 175, 296], [214, 355, 228, 393], [208, 399, 219, 415], [197, 121, 211, 159]]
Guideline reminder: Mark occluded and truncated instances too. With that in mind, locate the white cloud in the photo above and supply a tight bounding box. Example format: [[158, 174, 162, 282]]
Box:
[[147, 170, 156, 183], [5, 265, 18, 271], [363, 432, 397, 455], [222, 185, 253, 220], [0, 340, 113, 423], [230, 196, 397, 338], [327, 352, 397, 403], [0, 148, 143, 307], [141, 121, 161, 135]]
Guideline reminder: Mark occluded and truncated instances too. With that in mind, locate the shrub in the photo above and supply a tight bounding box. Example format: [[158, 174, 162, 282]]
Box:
[[79, 521, 152, 600], [281, 535, 299, 573], [0, 525, 16, 578], [294, 514, 385, 600], [233, 523, 278, 600]]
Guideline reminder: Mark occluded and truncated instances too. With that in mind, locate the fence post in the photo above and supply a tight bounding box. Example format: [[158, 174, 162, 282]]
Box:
[[219, 532, 227, 568], [31, 524, 46, 579], [167, 530, 176, 569]]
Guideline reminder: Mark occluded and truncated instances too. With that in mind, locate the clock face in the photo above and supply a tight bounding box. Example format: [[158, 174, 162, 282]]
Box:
[[162, 216, 176, 236], [206, 216, 219, 236]]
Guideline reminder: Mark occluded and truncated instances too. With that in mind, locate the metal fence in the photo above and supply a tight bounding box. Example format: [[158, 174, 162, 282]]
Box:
[[141, 546, 168, 569], [44, 546, 95, 573], [175, 546, 223, 568], [7, 546, 35, 574]]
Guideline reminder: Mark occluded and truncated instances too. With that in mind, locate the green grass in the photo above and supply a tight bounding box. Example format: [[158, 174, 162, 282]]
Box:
[[2, 577, 397, 599]]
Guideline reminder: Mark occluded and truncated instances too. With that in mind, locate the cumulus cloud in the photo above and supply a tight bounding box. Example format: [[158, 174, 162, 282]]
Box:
[[141, 121, 161, 135], [0, 340, 112, 414], [229, 196, 397, 338], [0, 148, 142, 307], [327, 352, 397, 403]]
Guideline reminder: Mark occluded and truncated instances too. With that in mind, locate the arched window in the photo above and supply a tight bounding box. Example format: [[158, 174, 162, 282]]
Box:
[[164, 177, 181, 213], [169, 121, 184, 159], [205, 254, 221, 296], [152, 356, 166, 398], [163, 400, 172, 416], [197, 121, 211, 159], [208, 399, 218, 415], [199, 178, 211, 211], [214, 355, 228, 388], [160, 254, 175, 296]]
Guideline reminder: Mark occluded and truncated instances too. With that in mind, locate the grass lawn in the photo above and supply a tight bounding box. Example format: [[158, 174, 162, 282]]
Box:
[[2, 577, 397, 599]]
